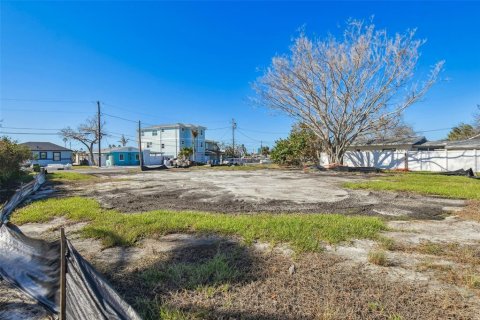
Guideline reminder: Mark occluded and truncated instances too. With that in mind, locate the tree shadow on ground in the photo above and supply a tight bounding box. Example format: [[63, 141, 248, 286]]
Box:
[[105, 238, 292, 320]]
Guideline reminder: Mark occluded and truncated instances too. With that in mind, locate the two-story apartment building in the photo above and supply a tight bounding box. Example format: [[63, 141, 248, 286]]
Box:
[[140, 123, 206, 162]]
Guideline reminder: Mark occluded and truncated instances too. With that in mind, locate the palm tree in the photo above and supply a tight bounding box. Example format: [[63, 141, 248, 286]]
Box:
[[118, 134, 130, 147], [191, 129, 198, 162]]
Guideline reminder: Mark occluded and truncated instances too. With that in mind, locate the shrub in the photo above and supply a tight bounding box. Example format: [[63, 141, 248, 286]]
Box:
[[0, 137, 31, 187]]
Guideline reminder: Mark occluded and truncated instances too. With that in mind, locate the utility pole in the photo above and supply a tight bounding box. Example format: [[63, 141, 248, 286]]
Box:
[[138, 121, 144, 169], [231, 118, 237, 157], [97, 101, 101, 167]]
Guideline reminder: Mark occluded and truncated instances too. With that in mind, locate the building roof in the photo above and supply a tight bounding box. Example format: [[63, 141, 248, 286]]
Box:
[[445, 137, 480, 150], [21, 142, 72, 152], [94, 146, 139, 153], [415, 140, 449, 149], [350, 136, 426, 148], [142, 123, 207, 130]]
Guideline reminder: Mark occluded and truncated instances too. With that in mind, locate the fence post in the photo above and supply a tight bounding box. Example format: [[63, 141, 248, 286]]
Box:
[[60, 228, 67, 320], [475, 149, 478, 173], [404, 151, 408, 171], [445, 149, 448, 171]]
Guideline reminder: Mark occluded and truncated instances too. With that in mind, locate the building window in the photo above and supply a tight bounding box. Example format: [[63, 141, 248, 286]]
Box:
[[152, 130, 158, 136], [146, 142, 152, 148], [53, 152, 61, 161], [201, 130, 203, 135], [119, 154, 125, 161], [40, 152, 47, 159], [141, 131, 144, 136], [135, 154, 139, 161], [181, 140, 184, 145], [161, 144, 165, 149], [200, 142, 203, 147], [181, 128, 184, 132], [161, 129, 165, 133]]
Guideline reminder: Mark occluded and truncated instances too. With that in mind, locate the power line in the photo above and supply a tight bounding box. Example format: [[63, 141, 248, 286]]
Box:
[[1, 108, 93, 114], [237, 127, 289, 135], [0, 131, 60, 135], [0, 126, 62, 131], [236, 129, 262, 143], [101, 112, 138, 123], [1, 98, 94, 103]]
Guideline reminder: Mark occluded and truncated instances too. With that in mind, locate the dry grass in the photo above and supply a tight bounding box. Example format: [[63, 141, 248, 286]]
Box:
[[457, 200, 480, 221], [368, 250, 389, 266], [377, 237, 480, 295], [116, 247, 479, 319]]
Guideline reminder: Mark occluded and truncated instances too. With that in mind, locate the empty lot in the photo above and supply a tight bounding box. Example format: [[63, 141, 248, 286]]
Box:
[[3, 168, 480, 319], [70, 169, 464, 219]]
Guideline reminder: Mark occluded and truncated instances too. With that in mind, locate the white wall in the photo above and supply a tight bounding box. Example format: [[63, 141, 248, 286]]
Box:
[[320, 149, 479, 172]]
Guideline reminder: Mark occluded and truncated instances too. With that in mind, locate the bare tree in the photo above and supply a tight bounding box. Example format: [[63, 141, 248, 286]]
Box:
[[118, 134, 130, 147], [254, 19, 444, 164], [358, 117, 416, 142], [59, 116, 105, 166], [474, 105, 480, 131]]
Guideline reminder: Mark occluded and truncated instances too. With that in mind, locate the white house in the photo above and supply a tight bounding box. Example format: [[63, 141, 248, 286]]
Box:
[[140, 123, 207, 162], [21, 142, 72, 166]]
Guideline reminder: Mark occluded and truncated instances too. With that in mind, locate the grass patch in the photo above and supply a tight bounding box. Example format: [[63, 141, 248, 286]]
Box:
[[12, 197, 386, 251], [134, 299, 198, 320], [416, 241, 443, 255], [71, 165, 98, 170], [344, 172, 480, 200], [368, 250, 389, 266], [47, 171, 96, 181], [141, 253, 239, 290]]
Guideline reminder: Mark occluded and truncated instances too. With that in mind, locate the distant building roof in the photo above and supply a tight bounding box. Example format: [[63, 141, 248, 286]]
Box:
[[142, 123, 207, 130], [446, 137, 480, 150], [21, 142, 71, 152], [350, 136, 426, 148], [94, 146, 139, 153], [415, 140, 449, 149]]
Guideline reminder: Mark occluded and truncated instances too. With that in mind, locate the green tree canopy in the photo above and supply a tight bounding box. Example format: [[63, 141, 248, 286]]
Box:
[[270, 124, 321, 166], [0, 136, 32, 187], [447, 123, 477, 141]]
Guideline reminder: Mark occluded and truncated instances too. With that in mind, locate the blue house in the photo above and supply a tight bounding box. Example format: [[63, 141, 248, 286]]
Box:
[[21, 142, 72, 166], [98, 147, 141, 166]]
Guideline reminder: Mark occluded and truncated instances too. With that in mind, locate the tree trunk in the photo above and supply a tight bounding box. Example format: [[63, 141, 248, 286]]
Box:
[[326, 146, 345, 165], [89, 150, 95, 166]]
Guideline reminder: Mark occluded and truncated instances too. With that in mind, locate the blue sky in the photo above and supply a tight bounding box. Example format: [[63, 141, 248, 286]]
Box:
[[1, 1, 479, 151]]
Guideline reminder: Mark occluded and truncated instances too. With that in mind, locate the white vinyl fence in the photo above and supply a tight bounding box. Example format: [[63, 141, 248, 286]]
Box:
[[321, 149, 479, 172]]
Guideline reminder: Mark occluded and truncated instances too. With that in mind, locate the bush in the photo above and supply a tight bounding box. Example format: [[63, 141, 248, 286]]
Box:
[[0, 136, 32, 187]]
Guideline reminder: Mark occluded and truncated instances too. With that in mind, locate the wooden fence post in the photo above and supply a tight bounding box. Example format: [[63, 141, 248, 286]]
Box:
[[60, 228, 67, 320], [445, 149, 448, 171]]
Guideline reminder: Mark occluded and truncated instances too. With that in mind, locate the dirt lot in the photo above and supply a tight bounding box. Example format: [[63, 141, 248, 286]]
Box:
[[67, 169, 464, 219], [2, 168, 480, 319]]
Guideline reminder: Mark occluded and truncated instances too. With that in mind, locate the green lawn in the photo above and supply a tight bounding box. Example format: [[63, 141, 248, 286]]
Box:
[[47, 171, 96, 181], [344, 172, 480, 200], [12, 197, 386, 252]]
